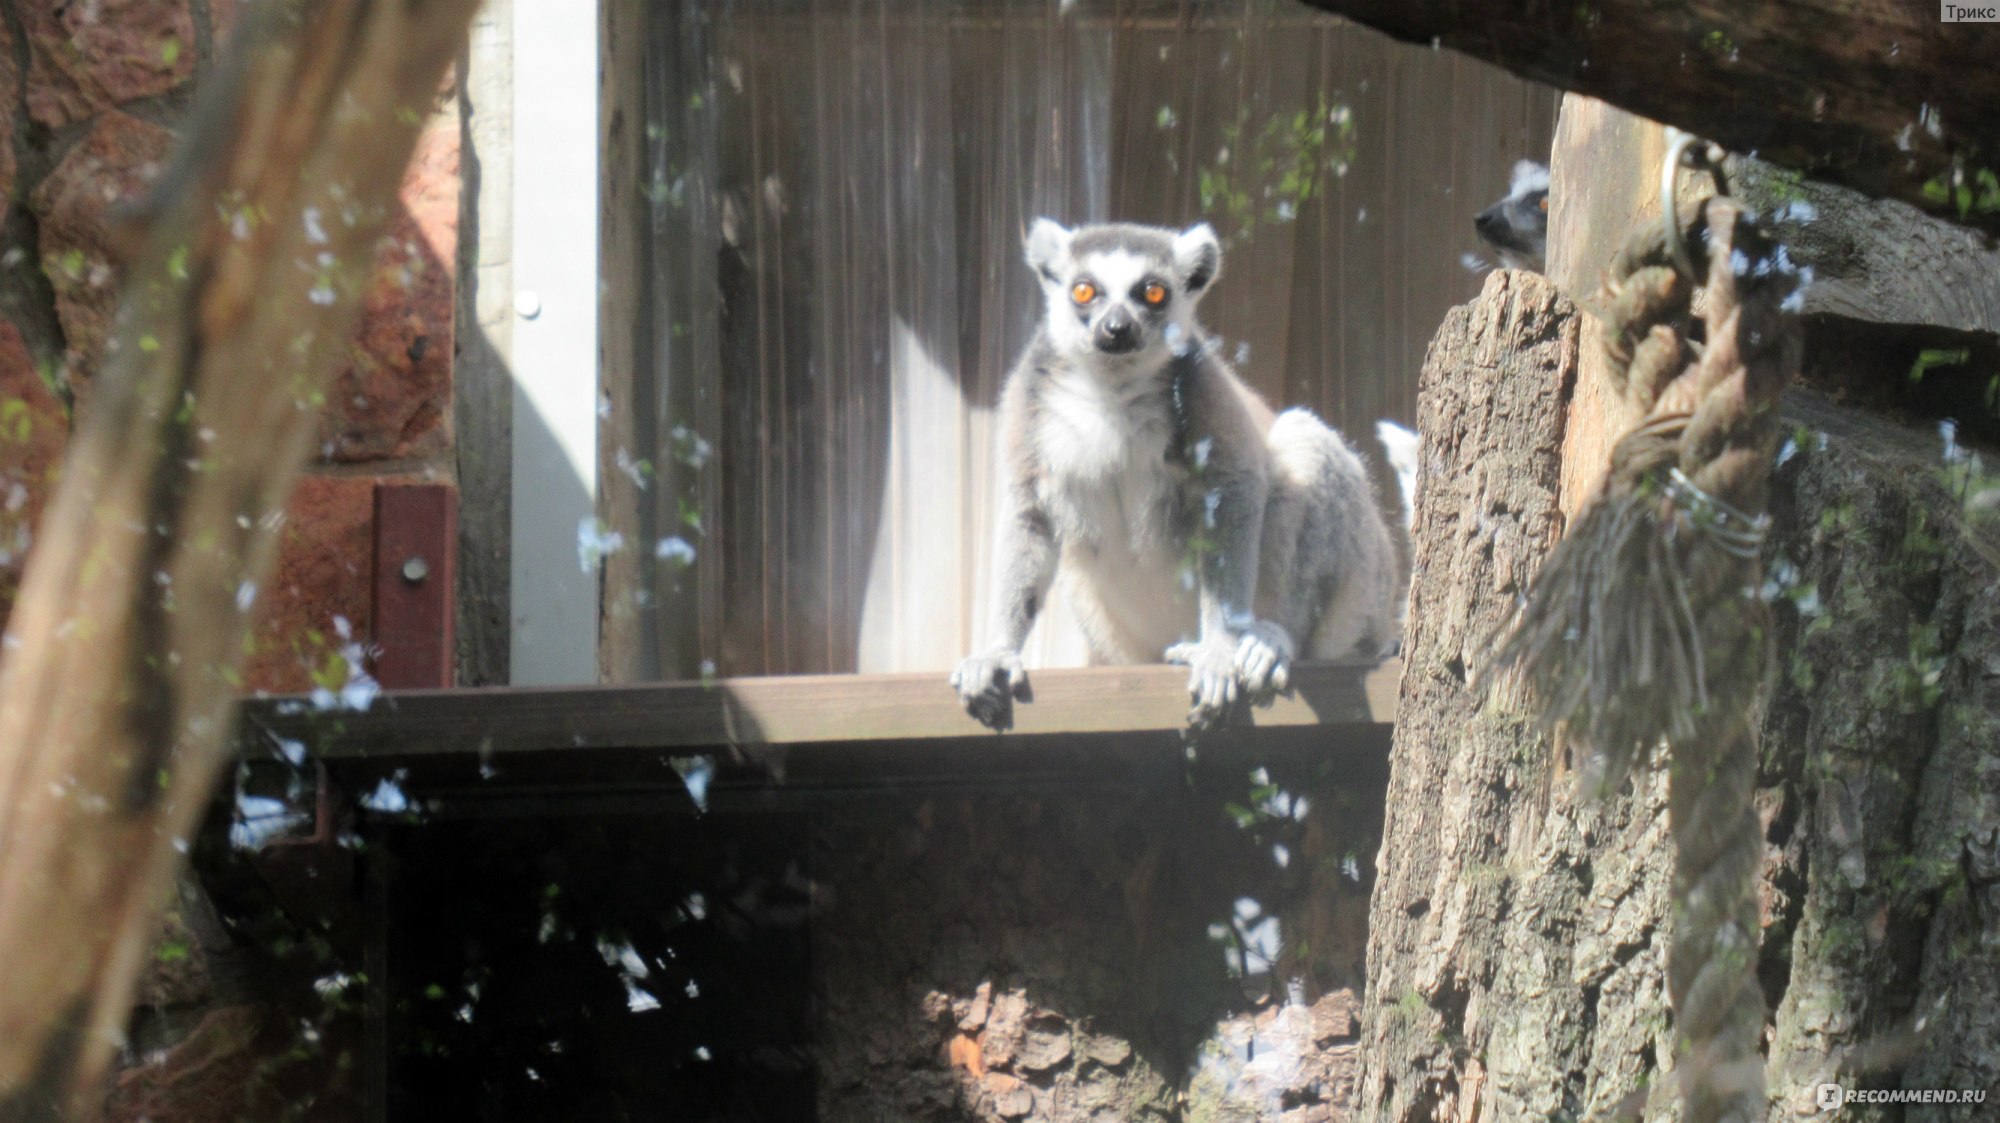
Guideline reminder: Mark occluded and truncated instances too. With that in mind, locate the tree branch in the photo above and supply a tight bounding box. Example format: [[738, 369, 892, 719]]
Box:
[[0, 1, 481, 1116], [1299, 0, 2000, 239]]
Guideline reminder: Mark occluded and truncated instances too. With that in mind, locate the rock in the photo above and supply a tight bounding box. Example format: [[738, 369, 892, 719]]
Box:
[[979, 989, 1028, 1071], [948, 1033, 985, 1078], [317, 114, 457, 463], [1188, 999, 1356, 1123], [921, 989, 953, 1022], [1309, 989, 1359, 1046], [986, 1073, 1035, 1118], [959, 979, 993, 1031], [1079, 1034, 1131, 1068], [0, 318, 67, 631], [1016, 1013, 1073, 1073], [29, 110, 174, 396], [22, 0, 197, 129]]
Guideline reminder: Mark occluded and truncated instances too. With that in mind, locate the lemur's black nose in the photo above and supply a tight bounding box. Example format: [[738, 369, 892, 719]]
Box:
[[1095, 310, 1140, 353]]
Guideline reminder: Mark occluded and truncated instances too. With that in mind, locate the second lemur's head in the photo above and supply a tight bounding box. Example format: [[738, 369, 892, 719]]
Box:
[[1025, 219, 1221, 368], [1473, 160, 1549, 274]]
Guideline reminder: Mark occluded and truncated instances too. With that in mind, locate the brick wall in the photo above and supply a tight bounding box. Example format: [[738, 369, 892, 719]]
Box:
[[0, 0, 461, 693]]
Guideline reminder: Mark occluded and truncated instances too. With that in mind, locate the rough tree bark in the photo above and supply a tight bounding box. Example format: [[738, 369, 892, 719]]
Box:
[[1298, 0, 2000, 240], [0, 2, 481, 1118], [1362, 277, 2000, 1118]]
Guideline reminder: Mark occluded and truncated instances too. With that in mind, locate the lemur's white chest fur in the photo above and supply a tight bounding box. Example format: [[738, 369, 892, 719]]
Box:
[[1032, 364, 1179, 558], [1028, 245, 1190, 560]]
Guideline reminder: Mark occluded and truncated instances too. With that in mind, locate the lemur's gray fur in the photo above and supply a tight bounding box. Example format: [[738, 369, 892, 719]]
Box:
[[950, 218, 1401, 730]]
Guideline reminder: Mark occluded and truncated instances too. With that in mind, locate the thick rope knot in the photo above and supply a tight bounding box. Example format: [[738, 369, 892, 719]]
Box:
[[1494, 195, 1800, 784], [1488, 192, 1803, 1123]]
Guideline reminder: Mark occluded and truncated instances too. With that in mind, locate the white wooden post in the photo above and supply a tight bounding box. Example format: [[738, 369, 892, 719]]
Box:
[[508, 0, 601, 684]]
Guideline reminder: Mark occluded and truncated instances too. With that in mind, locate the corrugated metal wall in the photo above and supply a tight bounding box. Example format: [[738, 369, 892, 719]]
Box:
[[602, 0, 1557, 681]]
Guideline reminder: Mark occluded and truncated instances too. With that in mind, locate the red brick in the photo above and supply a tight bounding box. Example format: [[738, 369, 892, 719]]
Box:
[[21, 0, 197, 129], [0, 318, 68, 632], [29, 110, 173, 398], [318, 114, 459, 463], [133, 894, 213, 1010], [205, 0, 244, 52], [242, 474, 376, 694], [0, 17, 20, 237]]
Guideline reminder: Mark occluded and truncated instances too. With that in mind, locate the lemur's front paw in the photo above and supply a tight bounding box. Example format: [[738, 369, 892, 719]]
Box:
[[950, 648, 1031, 732], [1234, 619, 1296, 701], [1165, 639, 1242, 730]]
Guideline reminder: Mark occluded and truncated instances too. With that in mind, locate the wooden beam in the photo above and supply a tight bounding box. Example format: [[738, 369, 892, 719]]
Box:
[[237, 659, 1401, 758], [1298, 0, 2000, 239]]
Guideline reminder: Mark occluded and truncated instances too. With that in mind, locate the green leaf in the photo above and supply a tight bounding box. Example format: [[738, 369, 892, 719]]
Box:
[[1972, 168, 2000, 213], [0, 399, 29, 443], [1908, 347, 1969, 383]]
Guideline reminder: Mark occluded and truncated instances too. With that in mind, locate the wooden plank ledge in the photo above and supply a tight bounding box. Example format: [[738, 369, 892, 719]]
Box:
[[236, 659, 1401, 759]]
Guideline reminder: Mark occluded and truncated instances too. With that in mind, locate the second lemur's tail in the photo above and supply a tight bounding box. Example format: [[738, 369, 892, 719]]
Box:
[[1375, 420, 1420, 649], [1375, 420, 1419, 534]]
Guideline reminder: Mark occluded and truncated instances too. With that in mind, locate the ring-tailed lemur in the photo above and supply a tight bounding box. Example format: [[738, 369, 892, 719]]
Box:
[[1473, 160, 1549, 273], [950, 219, 1402, 731], [1375, 420, 1419, 533]]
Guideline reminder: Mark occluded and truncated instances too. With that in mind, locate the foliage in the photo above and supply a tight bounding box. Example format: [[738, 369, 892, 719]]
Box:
[[1188, 96, 1357, 244]]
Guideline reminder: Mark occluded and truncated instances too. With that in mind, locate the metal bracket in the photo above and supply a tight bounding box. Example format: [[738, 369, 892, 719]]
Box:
[[372, 482, 458, 689]]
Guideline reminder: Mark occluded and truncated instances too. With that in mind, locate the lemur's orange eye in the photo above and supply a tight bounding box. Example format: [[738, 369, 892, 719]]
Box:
[[1143, 282, 1168, 306], [1538, 195, 1549, 212], [1070, 282, 1097, 304]]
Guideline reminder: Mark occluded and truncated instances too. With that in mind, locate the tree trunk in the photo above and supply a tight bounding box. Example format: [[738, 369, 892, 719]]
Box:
[[0, 2, 481, 1117], [1297, 0, 2000, 240], [1362, 282, 2000, 1118]]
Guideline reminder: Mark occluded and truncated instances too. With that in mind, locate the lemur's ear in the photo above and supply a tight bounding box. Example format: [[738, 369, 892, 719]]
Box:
[[1173, 223, 1221, 298], [1025, 218, 1073, 284]]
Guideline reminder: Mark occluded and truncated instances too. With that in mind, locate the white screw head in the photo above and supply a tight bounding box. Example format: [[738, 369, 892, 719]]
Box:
[[515, 290, 543, 319]]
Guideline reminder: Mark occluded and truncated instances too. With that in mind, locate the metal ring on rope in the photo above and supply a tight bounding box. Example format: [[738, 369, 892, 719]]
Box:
[[1661, 127, 1731, 283]]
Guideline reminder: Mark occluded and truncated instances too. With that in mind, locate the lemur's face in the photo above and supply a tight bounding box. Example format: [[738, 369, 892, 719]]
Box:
[[1025, 220, 1221, 369], [1473, 160, 1550, 273]]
